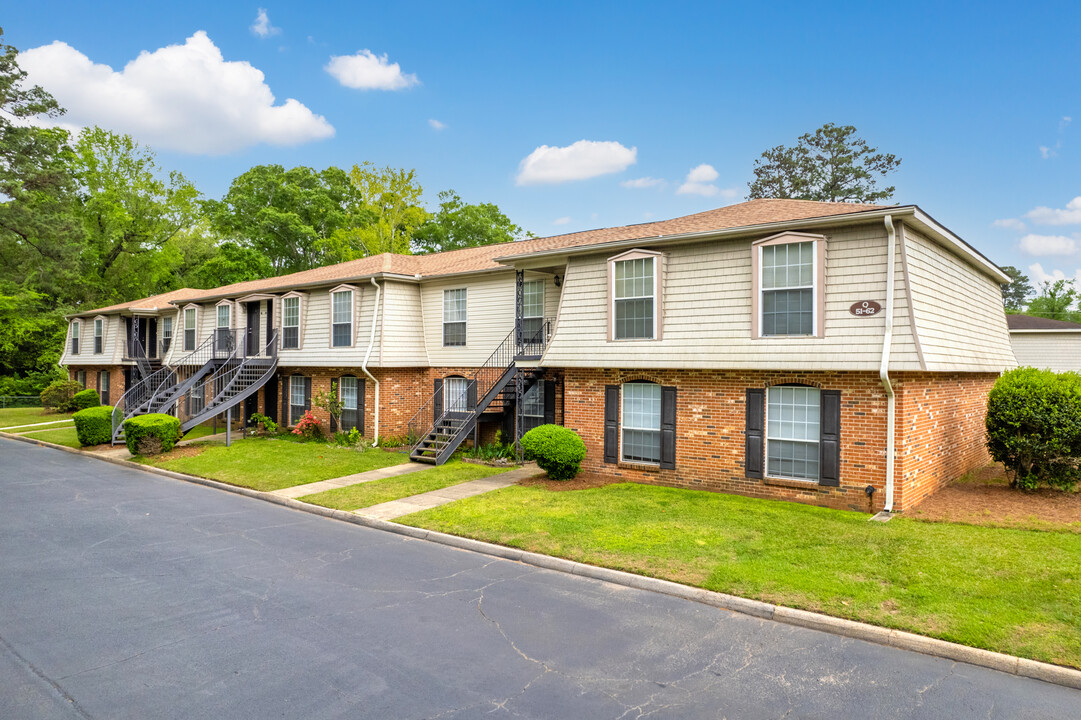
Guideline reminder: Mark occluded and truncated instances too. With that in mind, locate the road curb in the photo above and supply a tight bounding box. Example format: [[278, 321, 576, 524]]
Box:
[[4, 430, 1080, 691]]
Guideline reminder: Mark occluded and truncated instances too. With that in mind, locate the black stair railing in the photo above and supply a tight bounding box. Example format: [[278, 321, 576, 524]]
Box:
[[174, 329, 278, 431], [516, 316, 554, 359]]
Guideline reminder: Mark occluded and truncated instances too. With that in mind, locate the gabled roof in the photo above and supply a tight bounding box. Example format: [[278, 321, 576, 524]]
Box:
[[67, 288, 204, 319], [1006, 314, 1081, 331]]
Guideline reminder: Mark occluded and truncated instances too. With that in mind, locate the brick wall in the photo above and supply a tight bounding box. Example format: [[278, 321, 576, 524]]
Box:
[[68, 365, 127, 405], [562, 368, 997, 512]]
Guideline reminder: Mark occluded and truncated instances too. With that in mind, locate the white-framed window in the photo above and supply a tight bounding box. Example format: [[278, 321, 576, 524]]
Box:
[[183, 307, 197, 351], [70, 321, 80, 355], [444, 376, 469, 412], [766, 385, 821, 481], [621, 381, 661, 463], [443, 289, 467, 347], [290, 375, 307, 425], [215, 302, 232, 349], [98, 370, 110, 405], [76, 370, 86, 388], [216, 303, 231, 328], [93, 317, 104, 354], [339, 376, 359, 432], [331, 289, 353, 347], [282, 295, 300, 350], [521, 280, 545, 341], [522, 380, 545, 418], [760, 242, 814, 336], [609, 250, 662, 341], [161, 316, 173, 353]]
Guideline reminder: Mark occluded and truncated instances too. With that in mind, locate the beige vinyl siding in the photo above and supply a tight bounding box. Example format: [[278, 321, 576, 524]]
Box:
[[1009, 332, 1081, 372], [542, 224, 924, 371], [422, 272, 514, 365], [904, 227, 1016, 372], [160, 309, 183, 365], [60, 315, 123, 366], [277, 285, 380, 367], [379, 280, 428, 366]]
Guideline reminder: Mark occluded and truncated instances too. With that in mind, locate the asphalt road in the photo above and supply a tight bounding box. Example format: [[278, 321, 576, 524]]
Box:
[[1, 437, 1077, 719]]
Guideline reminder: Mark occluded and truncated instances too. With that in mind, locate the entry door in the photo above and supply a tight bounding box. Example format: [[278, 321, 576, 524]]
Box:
[[263, 374, 278, 424], [246, 301, 260, 356]]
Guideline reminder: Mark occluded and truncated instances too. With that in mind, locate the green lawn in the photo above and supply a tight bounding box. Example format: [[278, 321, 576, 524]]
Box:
[[0, 407, 75, 430], [300, 461, 510, 511], [180, 424, 217, 441], [18, 426, 83, 448], [140, 437, 409, 492], [400, 482, 1081, 669]]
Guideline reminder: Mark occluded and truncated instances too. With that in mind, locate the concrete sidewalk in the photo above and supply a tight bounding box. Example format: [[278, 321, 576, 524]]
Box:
[[356, 463, 540, 520], [271, 461, 428, 499]]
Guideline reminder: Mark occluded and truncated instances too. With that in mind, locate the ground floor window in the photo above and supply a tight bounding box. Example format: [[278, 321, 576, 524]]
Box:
[[289, 375, 309, 425], [622, 381, 661, 463], [339, 376, 359, 432], [445, 376, 469, 413], [98, 371, 110, 405], [766, 385, 820, 480], [75, 370, 86, 388]]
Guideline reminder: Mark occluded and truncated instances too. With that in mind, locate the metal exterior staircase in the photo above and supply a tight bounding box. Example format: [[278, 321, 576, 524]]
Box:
[[407, 319, 551, 465]]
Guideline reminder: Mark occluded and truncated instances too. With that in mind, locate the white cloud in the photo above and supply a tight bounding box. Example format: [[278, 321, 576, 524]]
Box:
[[428, 118, 445, 131], [325, 49, 418, 90], [516, 140, 637, 185], [1039, 145, 1055, 159], [553, 216, 572, 225], [20, 32, 333, 155], [621, 176, 665, 189], [993, 218, 1026, 231], [1061, 116, 1073, 131], [1025, 197, 1081, 225], [250, 8, 281, 38], [677, 163, 722, 196], [1019, 234, 1078, 256], [1028, 263, 1081, 287]]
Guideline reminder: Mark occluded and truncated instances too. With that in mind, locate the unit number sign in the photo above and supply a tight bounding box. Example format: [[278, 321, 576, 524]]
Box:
[[850, 300, 882, 316]]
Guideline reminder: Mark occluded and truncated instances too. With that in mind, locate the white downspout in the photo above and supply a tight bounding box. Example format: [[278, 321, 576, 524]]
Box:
[[361, 278, 382, 446], [880, 215, 896, 513]]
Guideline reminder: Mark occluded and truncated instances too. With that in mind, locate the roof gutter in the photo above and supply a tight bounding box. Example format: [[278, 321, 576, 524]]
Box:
[[361, 278, 382, 446], [880, 215, 897, 515]]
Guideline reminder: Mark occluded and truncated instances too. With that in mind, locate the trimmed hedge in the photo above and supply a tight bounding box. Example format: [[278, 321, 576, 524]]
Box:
[[41, 380, 84, 412], [986, 366, 1081, 491], [123, 414, 181, 456], [521, 424, 587, 481], [73, 405, 115, 447], [73, 388, 101, 410]]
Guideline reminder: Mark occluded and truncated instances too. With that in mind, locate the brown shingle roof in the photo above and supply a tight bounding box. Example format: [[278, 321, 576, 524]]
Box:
[[177, 199, 890, 302], [1006, 314, 1081, 331], [70, 288, 205, 318]]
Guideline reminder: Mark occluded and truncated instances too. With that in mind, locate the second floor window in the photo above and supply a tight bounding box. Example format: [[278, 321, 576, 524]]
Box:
[[443, 289, 467, 347], [761, 241, 814, 336], [70, 321, 80, 355], [614, 257, 655, 340], [161, 316, 173, 353], [282, 296, 300, 349], [521, 280, 544, 341], [94, 318, 103, 354], [184, 308, 196, 351], [331, 290, 352, 347], [217, 304, 231, 329]]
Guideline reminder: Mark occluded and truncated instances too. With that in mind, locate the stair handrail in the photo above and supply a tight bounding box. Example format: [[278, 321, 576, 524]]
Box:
[[111, 332, 217, 439], [174, 329, 244, 428], [176, 329, 278, 430], [516, 316, 554, 358]]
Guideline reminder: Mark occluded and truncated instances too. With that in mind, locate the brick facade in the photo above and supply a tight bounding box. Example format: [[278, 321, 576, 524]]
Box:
[[68, 364, 127, 406], [562, 368, 996, 513]]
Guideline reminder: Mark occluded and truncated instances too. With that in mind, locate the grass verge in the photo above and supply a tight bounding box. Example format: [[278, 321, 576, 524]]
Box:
[[180, 424, 216, 441], [300, 461, 509, 511], [400, 482, 1081, 669], [0, 407, 75, 430], [137, 437, 408, 492], [17, 426, 83, 448]]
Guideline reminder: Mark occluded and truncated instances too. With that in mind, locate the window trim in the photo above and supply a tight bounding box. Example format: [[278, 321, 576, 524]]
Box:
[[215, 299, 233, 329], [619, 380, 662, 465], [93, 316, 105, 355], [444, 375, 470, 413], [280, 292, 305, 351], [764, 383, 821, 483], [751, 231, 826, 339], [98, 370, 110, 404], [338, 375, 360, 433], [289, 374, 308, 426], [161, 314, 174, 354], [328, 284, 356, 349], [182, 305, 198, 352], [522, 379, 545, 419], [607, 249, 664, 342], [442, 288, 468, 347], [70, 320, 81, 355]]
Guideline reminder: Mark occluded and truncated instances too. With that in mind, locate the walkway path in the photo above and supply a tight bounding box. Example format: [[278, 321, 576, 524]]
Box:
[[0, 418, 74, 431], [271, 461, 428, 499], [356, 464, 539, 520]]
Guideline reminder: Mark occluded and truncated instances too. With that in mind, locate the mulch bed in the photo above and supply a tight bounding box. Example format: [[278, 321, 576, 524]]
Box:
[[516, 471, 621, 492], [911, 464, 1081, 532]]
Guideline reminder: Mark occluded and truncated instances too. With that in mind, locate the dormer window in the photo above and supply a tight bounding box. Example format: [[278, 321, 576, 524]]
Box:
[[608, 249, 663, 341], [752, 232, 826, 338]]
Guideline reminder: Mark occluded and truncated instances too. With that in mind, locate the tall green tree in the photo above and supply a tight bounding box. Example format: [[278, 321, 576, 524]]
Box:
[[319, 162, 427, 261], [999, 265, 1032, 312], [1027, 279, 1080, 322], [412, 190, 524, 254], [747, 123, 901, 203]]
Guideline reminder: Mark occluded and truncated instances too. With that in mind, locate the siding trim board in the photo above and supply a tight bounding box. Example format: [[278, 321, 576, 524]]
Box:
[[897, 223, 927, 371]]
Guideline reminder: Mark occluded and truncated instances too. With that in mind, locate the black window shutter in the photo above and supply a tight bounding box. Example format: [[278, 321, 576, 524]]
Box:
[[303, 377, 312, 413], [660, 386, 677, 470], [543, 380, 556, 425], [603, 385, 619, 464], [745, 389, 765, 479], [819, 390, 841, 486], [358, 378, 366, 435], [281, 376, 288, 425], [433, 378, 443, 420]]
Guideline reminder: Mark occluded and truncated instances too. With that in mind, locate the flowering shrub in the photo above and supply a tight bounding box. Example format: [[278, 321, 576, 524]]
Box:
[[291, 410, 323, 441]]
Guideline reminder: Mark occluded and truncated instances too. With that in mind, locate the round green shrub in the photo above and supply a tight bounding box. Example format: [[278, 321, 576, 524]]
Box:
[[41, 380, 84, 412], [73, 388, 101, 410], [73, 405, 115, 446], [123, 414, 181, 456], [986, 366, 1081, 491], [521, 424, 586, 481]]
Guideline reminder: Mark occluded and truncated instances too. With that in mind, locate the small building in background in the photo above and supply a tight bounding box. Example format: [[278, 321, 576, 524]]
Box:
[[1006, 314, 1081, 372]]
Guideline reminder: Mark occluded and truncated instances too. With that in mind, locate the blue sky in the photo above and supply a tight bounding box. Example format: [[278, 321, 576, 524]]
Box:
[[7, 1, 1081, 288]]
